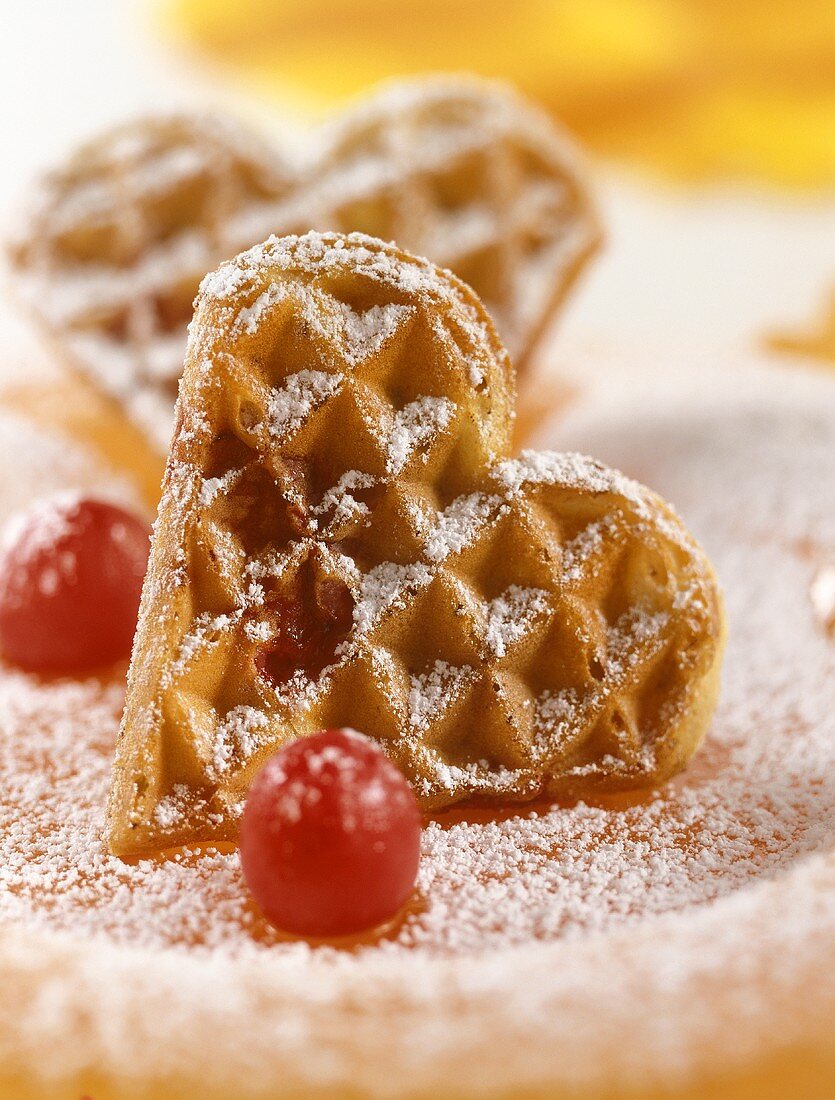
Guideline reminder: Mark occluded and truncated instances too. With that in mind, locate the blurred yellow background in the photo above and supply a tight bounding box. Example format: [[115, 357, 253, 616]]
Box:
[[167, 0, 835, 189]]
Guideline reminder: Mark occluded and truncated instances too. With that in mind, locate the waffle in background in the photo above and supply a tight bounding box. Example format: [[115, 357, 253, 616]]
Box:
[[295, 77, 601, 377], [7, 78, 599, 453], [6, 114, 294, 451]]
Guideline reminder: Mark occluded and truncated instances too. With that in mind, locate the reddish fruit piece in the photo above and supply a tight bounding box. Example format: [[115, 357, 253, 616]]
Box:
[[0, 496, 149, 673], [254, 555, 354, 688], [240, 728, 422, 938]]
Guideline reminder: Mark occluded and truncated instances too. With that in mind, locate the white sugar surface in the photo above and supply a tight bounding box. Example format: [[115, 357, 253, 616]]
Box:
[[0, 384, 832, 962]]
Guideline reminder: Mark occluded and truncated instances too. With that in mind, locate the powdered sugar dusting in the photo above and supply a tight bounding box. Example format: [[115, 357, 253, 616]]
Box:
[[386, 396, 456, 474], [266, 370, 342, 442], [484, 586, 549, 658], [311, 469, 376, 530], [0, 491, 80, 556], [0, 493, 83, 601], [496, 449, 640, 499], [352, 562, 433, 635], [535, 689, 579, 743], [560, 516, 618, 582], [424, 492, 502, 563], [196, 233, 505, 394], [1, 395, 831, 962], [408, 660, 475, 731], [165, 612, 240, 687], [154, 784, 193, 830], [338, 301, 413, 364], [212, 706, 271, 779], [810, 564, 835, 635], [198, 470, 238, 508]]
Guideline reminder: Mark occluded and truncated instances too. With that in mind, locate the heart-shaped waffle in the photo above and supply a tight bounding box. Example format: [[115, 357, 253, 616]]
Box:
[[7, 76, 600, 450], [108, 232, 723, 855]]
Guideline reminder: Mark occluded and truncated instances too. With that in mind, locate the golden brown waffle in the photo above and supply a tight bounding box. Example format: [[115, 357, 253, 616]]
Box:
[[6, 114, 293, 449], [8, 78, 600, 451], [296, 76, 602, 374], [108, 232, 723, 856]]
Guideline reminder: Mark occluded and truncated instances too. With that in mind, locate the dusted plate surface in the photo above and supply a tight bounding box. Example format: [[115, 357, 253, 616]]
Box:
[[0, 366, 833, 1098]]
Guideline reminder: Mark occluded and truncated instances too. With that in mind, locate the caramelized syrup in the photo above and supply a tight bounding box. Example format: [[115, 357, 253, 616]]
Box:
[[255, 553, 354, 686]]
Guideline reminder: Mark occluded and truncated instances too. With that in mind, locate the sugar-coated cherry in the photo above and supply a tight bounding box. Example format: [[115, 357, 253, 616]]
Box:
[[240, 729, 422, 938], [0, 496, 149, 673]]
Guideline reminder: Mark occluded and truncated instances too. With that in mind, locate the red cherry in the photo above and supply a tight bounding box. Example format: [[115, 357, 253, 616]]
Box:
[[0, 496, 149, 673], [240, 729, 422, 938]]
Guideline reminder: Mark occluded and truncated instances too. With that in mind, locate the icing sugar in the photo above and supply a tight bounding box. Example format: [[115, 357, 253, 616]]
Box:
[[311, 469, 376, 529], [408, 660, 475, 731], [352, 562, 433, 636], [810, 564, 835, 635], [0, 396, 831, 962], [196, 233, 503, 384], [423, 492, 503, 563], [266, 370, 343, 441], [483, 586, 549, 658], [0, 372, 833, 1099], [211, 706, 271, 780], [496, 448, 639, 498], [386, 396, 456, 474]]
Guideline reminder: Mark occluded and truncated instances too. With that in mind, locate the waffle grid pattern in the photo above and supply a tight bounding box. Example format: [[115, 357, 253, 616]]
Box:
[[172, 463, 707, 810], [8, 78, 600, 450], [108, 233, 721, 854], [301, 77, 601, 372]]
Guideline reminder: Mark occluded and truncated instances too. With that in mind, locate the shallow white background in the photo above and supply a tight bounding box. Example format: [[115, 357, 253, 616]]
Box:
[[2, 0, 834, 404]]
